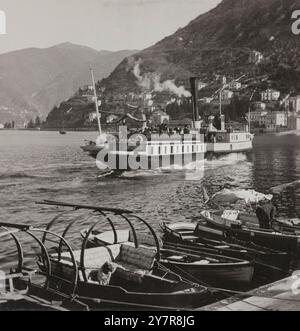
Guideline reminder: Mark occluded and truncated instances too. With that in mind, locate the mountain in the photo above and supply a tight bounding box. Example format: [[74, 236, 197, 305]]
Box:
[[100, 0, 300, 95], [0, 43, 137, 123]]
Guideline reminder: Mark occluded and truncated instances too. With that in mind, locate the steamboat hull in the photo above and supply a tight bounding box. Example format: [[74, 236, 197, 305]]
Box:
[[81, 146, 252, 170]]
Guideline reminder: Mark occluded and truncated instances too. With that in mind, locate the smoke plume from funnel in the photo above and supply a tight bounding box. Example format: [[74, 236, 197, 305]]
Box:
[[132, 59, 191, 98]]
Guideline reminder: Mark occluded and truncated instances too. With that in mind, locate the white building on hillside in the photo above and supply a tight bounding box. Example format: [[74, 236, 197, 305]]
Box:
[[221, 90, 234, 101], [249, 111, 268, 124], [288, 112, 300, 130], [89, 112, 98, 122], [228, 81, 242, 90], [198, 81, 208, 90], [251, 102, 266, 111], [249, 51, 264, 65], [261, 89, 281, 102], [286, 95, 300, 113]]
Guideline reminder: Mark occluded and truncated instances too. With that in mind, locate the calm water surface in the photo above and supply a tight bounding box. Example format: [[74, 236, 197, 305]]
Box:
[[1, 130, 300, 270]]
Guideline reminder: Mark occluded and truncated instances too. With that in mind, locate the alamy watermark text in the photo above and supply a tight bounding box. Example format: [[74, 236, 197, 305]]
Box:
[[292, 10, 300, 35]]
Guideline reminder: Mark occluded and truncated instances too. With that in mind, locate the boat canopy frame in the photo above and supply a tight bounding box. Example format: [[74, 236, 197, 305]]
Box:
[[37, 200, 162, 282], [0, 222, 78, 295]]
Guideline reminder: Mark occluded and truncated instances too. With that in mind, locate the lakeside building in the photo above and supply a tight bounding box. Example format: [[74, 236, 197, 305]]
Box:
[[287, 112, 300, 130], [251, 101, 266, 111], [89, 112, 98, 122], [249, 111, 268, 124], [221, 90, 234, 101], [285, 95, 300, 113], [249, 110, 287, 131]]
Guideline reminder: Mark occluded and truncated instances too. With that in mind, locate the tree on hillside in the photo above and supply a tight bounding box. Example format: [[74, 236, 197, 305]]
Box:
[[27, 119, 34, 129], [34, 116, 41, 127]]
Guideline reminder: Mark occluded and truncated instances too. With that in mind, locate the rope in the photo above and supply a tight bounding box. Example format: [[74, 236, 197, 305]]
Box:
[[156, 262, 208, 289]]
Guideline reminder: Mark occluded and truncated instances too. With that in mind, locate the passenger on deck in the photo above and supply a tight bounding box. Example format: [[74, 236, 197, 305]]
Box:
[[256, 202, 277, 230], [159, 123, 168, 134], [183, 125, 190, 134], [174, 126, 182, 134]]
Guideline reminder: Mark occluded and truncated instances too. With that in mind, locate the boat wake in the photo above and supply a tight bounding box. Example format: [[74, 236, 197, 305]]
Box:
[[0, 172, 53, 180], [99, 154, 249, 181], [205, 153, 248, 169]]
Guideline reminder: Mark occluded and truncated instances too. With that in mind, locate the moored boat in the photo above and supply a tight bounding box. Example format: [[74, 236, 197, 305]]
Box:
[[162, 222, 291, 276], [34, 200, 219, 310], [200, 210, 300, 254], [83, 228, 255, 289]]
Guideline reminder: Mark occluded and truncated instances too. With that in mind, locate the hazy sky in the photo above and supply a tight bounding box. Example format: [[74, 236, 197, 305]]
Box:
[[0, 0, 221, 54]]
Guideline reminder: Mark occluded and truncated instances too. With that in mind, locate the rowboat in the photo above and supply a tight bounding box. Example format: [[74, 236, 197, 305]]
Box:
[[162, 222, 291, 276], [211, 209, 300, 233], [83, 228, 255, 289], [0, 223, 90, 311], [200, 210, 300, 253], [33, 200, 219, 310]]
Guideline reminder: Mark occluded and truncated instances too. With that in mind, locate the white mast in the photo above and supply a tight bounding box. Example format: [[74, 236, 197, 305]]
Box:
[[248, 88, 257, 133], [90, 69, 102, 136], [219, 90, 222, 116], [219, 76, 226, 116]]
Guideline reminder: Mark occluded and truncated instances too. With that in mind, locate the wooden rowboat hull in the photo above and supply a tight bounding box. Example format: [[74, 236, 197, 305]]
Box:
[[163, 222, 291, 274], [201, 213, 300, 253], [160, 260, 254, 288], [75, 281, 216, 310]]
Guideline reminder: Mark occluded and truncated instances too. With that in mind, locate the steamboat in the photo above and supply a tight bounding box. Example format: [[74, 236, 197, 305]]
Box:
[[81, 74, 253, 170]]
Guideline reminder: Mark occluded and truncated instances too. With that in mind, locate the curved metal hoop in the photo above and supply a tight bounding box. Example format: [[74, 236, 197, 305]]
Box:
[[0, 227, 24, 273], [33, 228, 79, 295], [128, 214, 161, 261], [0, 226, 79, 296], [80, 211, 120, 282], [42, 210, 74, 244]]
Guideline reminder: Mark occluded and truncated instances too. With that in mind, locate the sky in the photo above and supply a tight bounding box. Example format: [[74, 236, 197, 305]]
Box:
[[0, 0, 221, 54]]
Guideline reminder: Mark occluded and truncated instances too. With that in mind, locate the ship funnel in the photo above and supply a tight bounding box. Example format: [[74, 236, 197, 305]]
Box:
[[220, 114, 226, 131], [190, 77, 201, 129]]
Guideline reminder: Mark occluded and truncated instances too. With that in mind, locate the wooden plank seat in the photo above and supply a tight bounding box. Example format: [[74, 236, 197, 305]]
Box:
[[180, 235, 199, 241], [50, 243, 158, 283]]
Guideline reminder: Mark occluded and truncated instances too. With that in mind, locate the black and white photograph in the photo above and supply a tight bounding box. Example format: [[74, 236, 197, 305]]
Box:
[[1, 0, 300, 315]]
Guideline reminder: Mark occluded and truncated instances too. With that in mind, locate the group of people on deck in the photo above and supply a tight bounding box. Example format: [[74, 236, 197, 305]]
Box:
[[133, 123, 191, 137], [157, 123, 190, 135]]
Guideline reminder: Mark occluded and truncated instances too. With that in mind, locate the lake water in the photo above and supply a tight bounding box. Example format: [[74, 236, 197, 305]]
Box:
[[1, 130, 300, 270]]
